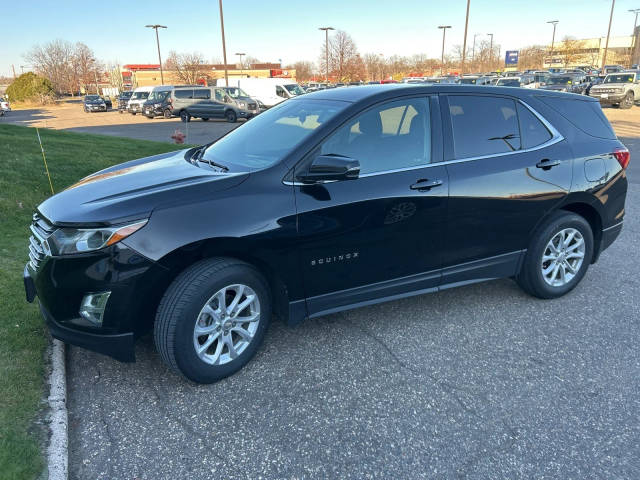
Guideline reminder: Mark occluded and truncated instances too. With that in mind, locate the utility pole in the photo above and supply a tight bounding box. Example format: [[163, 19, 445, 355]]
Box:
[[218, 0, 229, 86], [11, 64, 16, 78], [472, 33, 480, 62], [462, 0, 471, 73], [630, 9, 640, 66], [602, 0, 616, 70], [487, 33, 494, 67], [547, 20, 559, 55], [145, 24, 167, 84], [319, 27, 335, 83], [439, 25, 452, 75], [235, 52, 245, 75]]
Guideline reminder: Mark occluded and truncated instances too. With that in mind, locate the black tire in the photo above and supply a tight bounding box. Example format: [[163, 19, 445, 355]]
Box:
[[620, 92, 634, 109], [516, 211, 594, 299], [163, 109, 172, 119], [225, 109, 237, 123], [180, 110, 191, 123], [202, 117, 209, 121], [119, 110, 124, 114], [154, 258, 271, 384], [131, 112, 137, 116], [145, 115, 154, 119]]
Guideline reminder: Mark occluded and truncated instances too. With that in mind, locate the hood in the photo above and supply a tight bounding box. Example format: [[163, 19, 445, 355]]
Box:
[[38, 149, 249, 226]]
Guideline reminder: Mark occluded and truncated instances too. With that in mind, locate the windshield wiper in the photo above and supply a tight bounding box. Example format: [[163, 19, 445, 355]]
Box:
[[192, 146, 229, 172]]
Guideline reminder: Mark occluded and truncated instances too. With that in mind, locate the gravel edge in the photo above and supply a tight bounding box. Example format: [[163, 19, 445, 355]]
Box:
[[47, 339, 68, 479]]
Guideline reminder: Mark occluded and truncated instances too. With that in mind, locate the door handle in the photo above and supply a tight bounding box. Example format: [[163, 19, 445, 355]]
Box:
[[410, 179, 443, 191], [536, 159, 561, 170]]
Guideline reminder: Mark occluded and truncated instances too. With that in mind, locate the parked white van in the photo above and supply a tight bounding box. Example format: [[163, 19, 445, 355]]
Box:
[[127, 86, 172, 115], [229, 78, 305, 108]]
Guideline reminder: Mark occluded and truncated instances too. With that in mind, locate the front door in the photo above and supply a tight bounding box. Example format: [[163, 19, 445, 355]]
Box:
[[440, 93, 573, 284], [293, 96, 449, 317]]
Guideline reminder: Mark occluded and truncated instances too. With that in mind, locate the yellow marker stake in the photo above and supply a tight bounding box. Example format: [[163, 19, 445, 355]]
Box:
[[35, 127, 54, 195]]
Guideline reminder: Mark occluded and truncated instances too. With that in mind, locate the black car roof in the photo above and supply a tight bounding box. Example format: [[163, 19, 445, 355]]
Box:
[[301, 84, 597, 104]]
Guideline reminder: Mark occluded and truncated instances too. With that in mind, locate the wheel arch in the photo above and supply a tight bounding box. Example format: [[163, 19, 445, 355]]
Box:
[[556, 197, 603, 263], [156, 237, 292, 323]]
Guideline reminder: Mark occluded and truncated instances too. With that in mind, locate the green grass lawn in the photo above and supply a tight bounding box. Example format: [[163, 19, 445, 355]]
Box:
[[0, 124, 188, 479]]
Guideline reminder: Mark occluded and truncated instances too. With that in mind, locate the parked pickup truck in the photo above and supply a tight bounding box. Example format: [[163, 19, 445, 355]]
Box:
[[589, 72, 640, 109]]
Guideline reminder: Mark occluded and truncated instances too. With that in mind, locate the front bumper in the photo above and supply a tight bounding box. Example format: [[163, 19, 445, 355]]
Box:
[[128, 104, 142, 113], [143, 104, 171, 117], [591, 92, 626, 104], [86, 105, 107, 111], [24, 243, 171, 362]]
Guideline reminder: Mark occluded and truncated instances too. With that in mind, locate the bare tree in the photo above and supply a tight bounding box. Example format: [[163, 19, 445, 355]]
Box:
[[518, 45, 546, 71], [555, 36, 587, 67], [244, 56, 261, 67], [165, 51, 208, 84], [292, 61, 314, 82], [26, 39, 75, 94], [363, 53, 382, 81], [72, 42, 100, 94]]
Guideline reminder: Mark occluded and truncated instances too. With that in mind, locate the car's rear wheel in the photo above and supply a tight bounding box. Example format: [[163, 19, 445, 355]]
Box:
[[225, 110, 237, 123], [621, 92, 634, 109], [202, 117, 209, 121], [516, 211, 593, 299], [131, 112, 137, 116], [180, 110, 191, 122], [154, 258, 271, 384]]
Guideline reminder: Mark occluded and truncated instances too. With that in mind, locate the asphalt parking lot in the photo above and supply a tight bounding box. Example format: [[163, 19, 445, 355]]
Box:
[[7, 100, 639, 479]]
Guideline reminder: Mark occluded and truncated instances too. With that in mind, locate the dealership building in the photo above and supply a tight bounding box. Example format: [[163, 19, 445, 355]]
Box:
[[120, 63, 296, 89]]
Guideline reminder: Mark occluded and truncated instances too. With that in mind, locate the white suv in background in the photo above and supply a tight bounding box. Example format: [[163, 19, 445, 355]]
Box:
[[0, 97, 10, 115]]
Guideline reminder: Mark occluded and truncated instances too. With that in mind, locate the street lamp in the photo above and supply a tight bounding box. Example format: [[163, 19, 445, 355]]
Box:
[[145, 24, 167, 85], [630, 9, 640, 65], [602, 0, 616, 70], [487, 33, 494, 66], [462, 0, 471, 73], [547, 20, 559, 56], [319, 27, 335, 83], [235, 52, 246, 75], [438, 25, 452, 74]]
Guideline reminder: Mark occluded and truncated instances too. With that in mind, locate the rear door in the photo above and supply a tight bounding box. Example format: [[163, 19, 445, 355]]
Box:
[[294, 96, 449, 316], [441, 93, 573, 284]]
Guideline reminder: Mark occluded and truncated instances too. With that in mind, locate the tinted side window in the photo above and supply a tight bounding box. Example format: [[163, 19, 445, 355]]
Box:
[[174, 89, 193, 99], [448, 96, 521, 158], [320, 98, 431, 175], [193, 89, 210, 99], [537, 96, 616, 139], [517, 103, 552, 149], [276, 86, 287, 98]]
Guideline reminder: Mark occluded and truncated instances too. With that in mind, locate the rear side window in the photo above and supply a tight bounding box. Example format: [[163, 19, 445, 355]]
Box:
[[537, 97, 615, 139], [448, 96, 521, 158], [517, 103, 552, 149], [174, 89, 193, 99], [193, 89, 210, 99]]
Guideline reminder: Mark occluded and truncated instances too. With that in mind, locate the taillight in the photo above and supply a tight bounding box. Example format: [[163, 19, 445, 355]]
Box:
[[613, 147, 630, 169]]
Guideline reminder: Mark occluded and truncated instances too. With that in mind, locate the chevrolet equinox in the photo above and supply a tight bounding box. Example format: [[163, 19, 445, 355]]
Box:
[[25, 85, 629, 383]]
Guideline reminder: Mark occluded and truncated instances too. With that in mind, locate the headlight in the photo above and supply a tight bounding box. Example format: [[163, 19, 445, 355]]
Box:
[[237, 101, 246, 108], [47, 220, 147, 255]]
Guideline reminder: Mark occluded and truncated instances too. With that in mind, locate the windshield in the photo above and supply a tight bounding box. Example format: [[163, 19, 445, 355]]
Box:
[[534, 74, 548, 82], [85, 95, 100, 101], [149, 90, 170, 101], [120, 92, 132, 98], [284, 84, 305, 96], [131, 91, 150, 100], [460, 78, 478, 84], [497, 79, 520, 86], [225, 87, 250, 98], [547, 76, 573, 85], [201, 99, 348, 170], [604, 74, 635, 84]]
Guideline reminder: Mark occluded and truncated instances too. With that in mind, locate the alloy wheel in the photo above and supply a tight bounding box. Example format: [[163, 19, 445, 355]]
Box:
[[192, 284, 260, 365], [540, 228, 585, 287]]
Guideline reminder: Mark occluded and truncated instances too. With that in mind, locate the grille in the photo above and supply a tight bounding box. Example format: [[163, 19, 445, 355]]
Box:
[[248, 102, 257, 110], [28, 212, 55, 271], [597, 88, 619, 94]]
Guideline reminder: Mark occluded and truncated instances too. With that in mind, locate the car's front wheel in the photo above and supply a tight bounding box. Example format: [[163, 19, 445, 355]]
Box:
[[180, 110, 191, 122], [154, 258, 271, 383], [225, 110, 237, 123], [621, 92, 634, 109], [516, 211, 593, 299], [163, 109, 172, 119]]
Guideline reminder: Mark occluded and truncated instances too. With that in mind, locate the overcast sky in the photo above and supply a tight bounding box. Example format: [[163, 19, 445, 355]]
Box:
[[3, 0, 639, 77]]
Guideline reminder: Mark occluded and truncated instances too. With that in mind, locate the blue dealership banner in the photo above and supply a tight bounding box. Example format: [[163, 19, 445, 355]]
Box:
[[505, 50, 519, 65]]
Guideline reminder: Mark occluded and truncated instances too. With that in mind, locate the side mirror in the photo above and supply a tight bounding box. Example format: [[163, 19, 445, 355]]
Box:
[[297, 154, 360, 183]]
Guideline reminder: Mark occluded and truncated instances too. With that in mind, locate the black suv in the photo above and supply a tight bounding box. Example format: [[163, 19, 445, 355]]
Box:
[[25, 85, 629, 383], [117, 91, 133, 113]]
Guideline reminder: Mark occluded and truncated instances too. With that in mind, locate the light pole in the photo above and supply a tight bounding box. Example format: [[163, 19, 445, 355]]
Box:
[[602, 0, 616, 70], [145, 24, 167, 85], [547, 20, 559, 56], [462, 0, 471, 73], [438, 25, 452, 74], [487, 33, 494, 67], [319, 27, 334, 83], [630, 9, 640, 66], [235, 52, 245, 75], [472, 33, 480, 62], [218, 0, 229, 86]]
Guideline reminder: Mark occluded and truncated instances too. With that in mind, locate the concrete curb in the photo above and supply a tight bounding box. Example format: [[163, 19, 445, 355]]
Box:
[[47, 339, 68, 480]]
